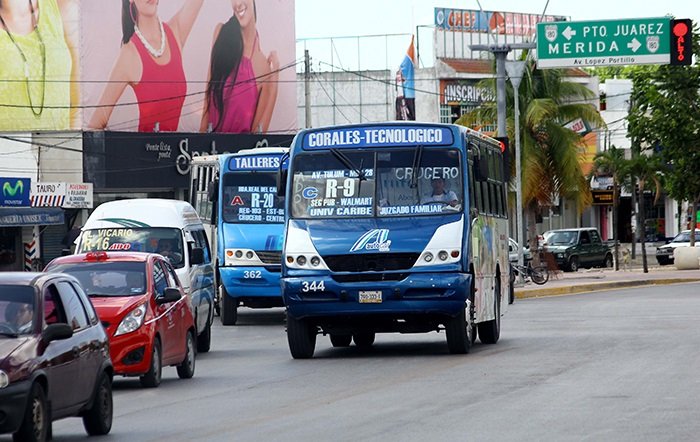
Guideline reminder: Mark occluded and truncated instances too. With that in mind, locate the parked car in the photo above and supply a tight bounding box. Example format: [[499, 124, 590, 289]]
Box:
[[508, 238, 532, 265], [542, 227, 613, 272], [0, 272, 113, 441], [45, 251, 196, 388], [656, 230, 700, 265]]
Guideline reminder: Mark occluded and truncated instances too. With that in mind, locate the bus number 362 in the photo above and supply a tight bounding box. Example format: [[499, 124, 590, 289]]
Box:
[[243, 270, 262, 279]]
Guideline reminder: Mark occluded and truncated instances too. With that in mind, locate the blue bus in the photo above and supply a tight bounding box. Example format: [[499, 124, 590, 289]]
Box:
[[190, 147, 288, 325], [279, 123, 510, 358]]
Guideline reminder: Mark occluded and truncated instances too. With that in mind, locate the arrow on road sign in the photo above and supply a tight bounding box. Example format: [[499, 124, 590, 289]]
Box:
[[628, 38, 642, 52], [562, 26, 576, 40]]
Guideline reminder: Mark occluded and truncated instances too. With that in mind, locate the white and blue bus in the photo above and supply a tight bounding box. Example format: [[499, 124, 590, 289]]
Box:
[[190, 147, 288, 325], [279, 123, 510, 358]]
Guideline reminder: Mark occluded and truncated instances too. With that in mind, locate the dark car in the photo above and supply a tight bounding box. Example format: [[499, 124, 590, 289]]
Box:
[[0, 272, 113, 441], [542, 227, 613, 272]]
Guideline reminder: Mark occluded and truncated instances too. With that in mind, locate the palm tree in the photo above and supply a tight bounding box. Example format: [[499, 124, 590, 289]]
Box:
[[590, 145, 628, 271], [458, 57, 606, 258], [627, 154, 663, 273]]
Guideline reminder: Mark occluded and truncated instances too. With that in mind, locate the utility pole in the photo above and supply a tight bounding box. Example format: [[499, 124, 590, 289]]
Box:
[[304, 49, 311, 128], [506, 61, 527, 270]]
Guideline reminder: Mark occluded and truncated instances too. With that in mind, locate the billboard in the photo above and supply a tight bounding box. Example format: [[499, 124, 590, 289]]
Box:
[[434, 8, 565, 36], [0, 0, 296, 134]]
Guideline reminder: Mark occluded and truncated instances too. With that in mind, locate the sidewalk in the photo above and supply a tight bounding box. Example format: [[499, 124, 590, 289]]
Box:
[[515, 265, 700, 298]]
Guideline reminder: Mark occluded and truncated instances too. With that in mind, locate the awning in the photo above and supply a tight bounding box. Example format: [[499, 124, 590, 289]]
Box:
[[0, 207, 65, 227]]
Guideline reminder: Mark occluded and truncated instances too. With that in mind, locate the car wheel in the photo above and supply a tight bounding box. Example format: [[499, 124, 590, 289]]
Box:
[[13, 383, 48, 442], [286, 312, 316, 359], [220, 286, 238, 326], [82, 372, 113, 436], [478, 276, 501, 344], [604, 253, 613, 268], [140, 339, 162, 388], [329, 334, 352, 347], [353, 332, 375, 348], [568, 256, 580, 272], [445, 306, 472, 354], [197, 315, 212, 353], [177, 330, 196, 379], [657, 256, 671, 266]]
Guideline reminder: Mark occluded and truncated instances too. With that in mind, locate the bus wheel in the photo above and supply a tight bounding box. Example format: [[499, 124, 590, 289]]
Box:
[[287, 313, 316, 359], [445, 307, 472, 354], [478, 277, 501, 344], [353, 332, 375, 348], [330, 334, 352, 347], [220, 286, 238, 326]]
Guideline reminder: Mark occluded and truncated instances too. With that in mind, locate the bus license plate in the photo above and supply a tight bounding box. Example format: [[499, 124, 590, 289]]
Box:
[[359, 290, 382, 303]]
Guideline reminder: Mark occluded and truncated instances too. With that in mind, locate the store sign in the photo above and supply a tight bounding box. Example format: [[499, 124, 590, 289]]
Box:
[[1, 177, 31, 207], [591, 190, 614, 205], [440, 80, 494, 105], [31, 182, 66, 207], [563, 118, 591, 135], [64, 183, 94, 209], [0, 208, 64, 226]]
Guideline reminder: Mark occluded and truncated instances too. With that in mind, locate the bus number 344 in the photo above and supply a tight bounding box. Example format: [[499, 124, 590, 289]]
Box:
[[301, 281, 325, 292]]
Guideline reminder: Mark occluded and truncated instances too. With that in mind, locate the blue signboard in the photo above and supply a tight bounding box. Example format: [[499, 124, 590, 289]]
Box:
[[227, 155, 287, 171], [0, 208, 64, 226], [302, 126, 454, 150], [0, 177, 31, 207]]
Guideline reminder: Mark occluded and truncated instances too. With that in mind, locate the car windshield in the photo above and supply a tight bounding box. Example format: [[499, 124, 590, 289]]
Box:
[[672, 231, 700, 243], [47, 262, 147, 297], [78, 227, 185, 268], [222, 172, 284, 224], [290, 149, 463, 219], [546, 231, 578, 245], [0, 285, 36, 336]]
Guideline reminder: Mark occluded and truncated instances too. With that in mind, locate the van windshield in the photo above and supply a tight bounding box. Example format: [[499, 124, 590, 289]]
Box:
[[78, 228, 185, 268]]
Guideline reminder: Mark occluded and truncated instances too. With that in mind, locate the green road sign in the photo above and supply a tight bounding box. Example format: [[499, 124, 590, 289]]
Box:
[[537, 17, 671, 68]]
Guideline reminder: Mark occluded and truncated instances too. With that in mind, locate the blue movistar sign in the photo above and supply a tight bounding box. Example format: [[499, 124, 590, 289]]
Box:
[[303, 126, 454, 149], [0, 177, 31, 207]]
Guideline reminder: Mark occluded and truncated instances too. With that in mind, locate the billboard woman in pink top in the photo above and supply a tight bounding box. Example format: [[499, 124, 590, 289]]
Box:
[[88, 0, 203, 132], [201, 0, 279, 134]]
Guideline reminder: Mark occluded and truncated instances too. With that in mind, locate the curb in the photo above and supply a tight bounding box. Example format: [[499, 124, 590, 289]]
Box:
[[515, 278, 700, 299]]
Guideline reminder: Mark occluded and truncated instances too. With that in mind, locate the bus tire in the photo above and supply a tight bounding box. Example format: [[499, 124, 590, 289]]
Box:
[[330, 334, 352, 347], [220, 286, 238, 326], [478, 276, 501, 344], [445, 307, 472, 354], [287, 313, 316, 359], [353, 332, 375, 348]]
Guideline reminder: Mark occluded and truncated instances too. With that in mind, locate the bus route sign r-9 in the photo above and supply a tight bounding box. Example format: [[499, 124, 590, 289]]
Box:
[[537, 17, 671, 68]]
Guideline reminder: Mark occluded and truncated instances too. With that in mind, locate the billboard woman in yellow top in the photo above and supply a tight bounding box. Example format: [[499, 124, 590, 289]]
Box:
[[0, 0, 75, 130]]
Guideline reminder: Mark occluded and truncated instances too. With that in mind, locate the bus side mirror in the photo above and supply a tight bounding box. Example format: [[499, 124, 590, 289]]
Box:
[[277, 169, 288, 197]]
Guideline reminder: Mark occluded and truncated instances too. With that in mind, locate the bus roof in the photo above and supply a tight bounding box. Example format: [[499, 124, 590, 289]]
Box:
[[83, 199, 202, 230]]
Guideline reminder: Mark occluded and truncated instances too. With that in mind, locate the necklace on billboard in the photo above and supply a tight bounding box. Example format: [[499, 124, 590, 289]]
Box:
[[0, 0, 46, 117], [134, 19, 165, 58]]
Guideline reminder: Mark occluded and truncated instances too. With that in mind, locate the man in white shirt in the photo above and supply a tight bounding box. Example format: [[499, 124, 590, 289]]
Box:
[[421, 177, 458, 207]]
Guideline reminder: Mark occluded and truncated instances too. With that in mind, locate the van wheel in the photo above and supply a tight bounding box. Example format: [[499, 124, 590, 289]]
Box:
[[82, 372, 113, 435], [197, 316, 211, 353], [140, 339, 162, 388], [287, 313, 316, 359], [177, 331, 196, 379], [220, 286, 238, 326], [13, 383, 48, 442]]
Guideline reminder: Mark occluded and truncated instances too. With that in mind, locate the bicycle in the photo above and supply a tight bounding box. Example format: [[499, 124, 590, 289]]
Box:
[[511, 262, 549, 285]]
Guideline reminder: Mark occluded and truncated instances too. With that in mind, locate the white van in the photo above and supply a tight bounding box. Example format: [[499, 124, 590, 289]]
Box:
[[75, 199, 215, 352]]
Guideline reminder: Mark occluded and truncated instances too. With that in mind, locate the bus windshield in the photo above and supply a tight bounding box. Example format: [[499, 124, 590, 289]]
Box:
[[222, 172, 285, 224], [290, 149, 463, 219]]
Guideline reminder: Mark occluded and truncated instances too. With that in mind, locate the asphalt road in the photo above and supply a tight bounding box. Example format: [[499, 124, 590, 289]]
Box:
[[8, 281, 699, 441]]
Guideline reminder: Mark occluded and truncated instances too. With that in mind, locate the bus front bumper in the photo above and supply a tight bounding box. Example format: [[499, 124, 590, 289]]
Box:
[[282, 272, 470, 320]]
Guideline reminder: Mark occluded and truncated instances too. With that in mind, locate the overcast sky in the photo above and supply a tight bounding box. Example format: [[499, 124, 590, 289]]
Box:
[[296, 0, 699, 39]]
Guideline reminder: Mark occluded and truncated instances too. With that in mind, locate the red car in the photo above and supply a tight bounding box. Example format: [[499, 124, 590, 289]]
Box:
[[46, 252, 196, 388]]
